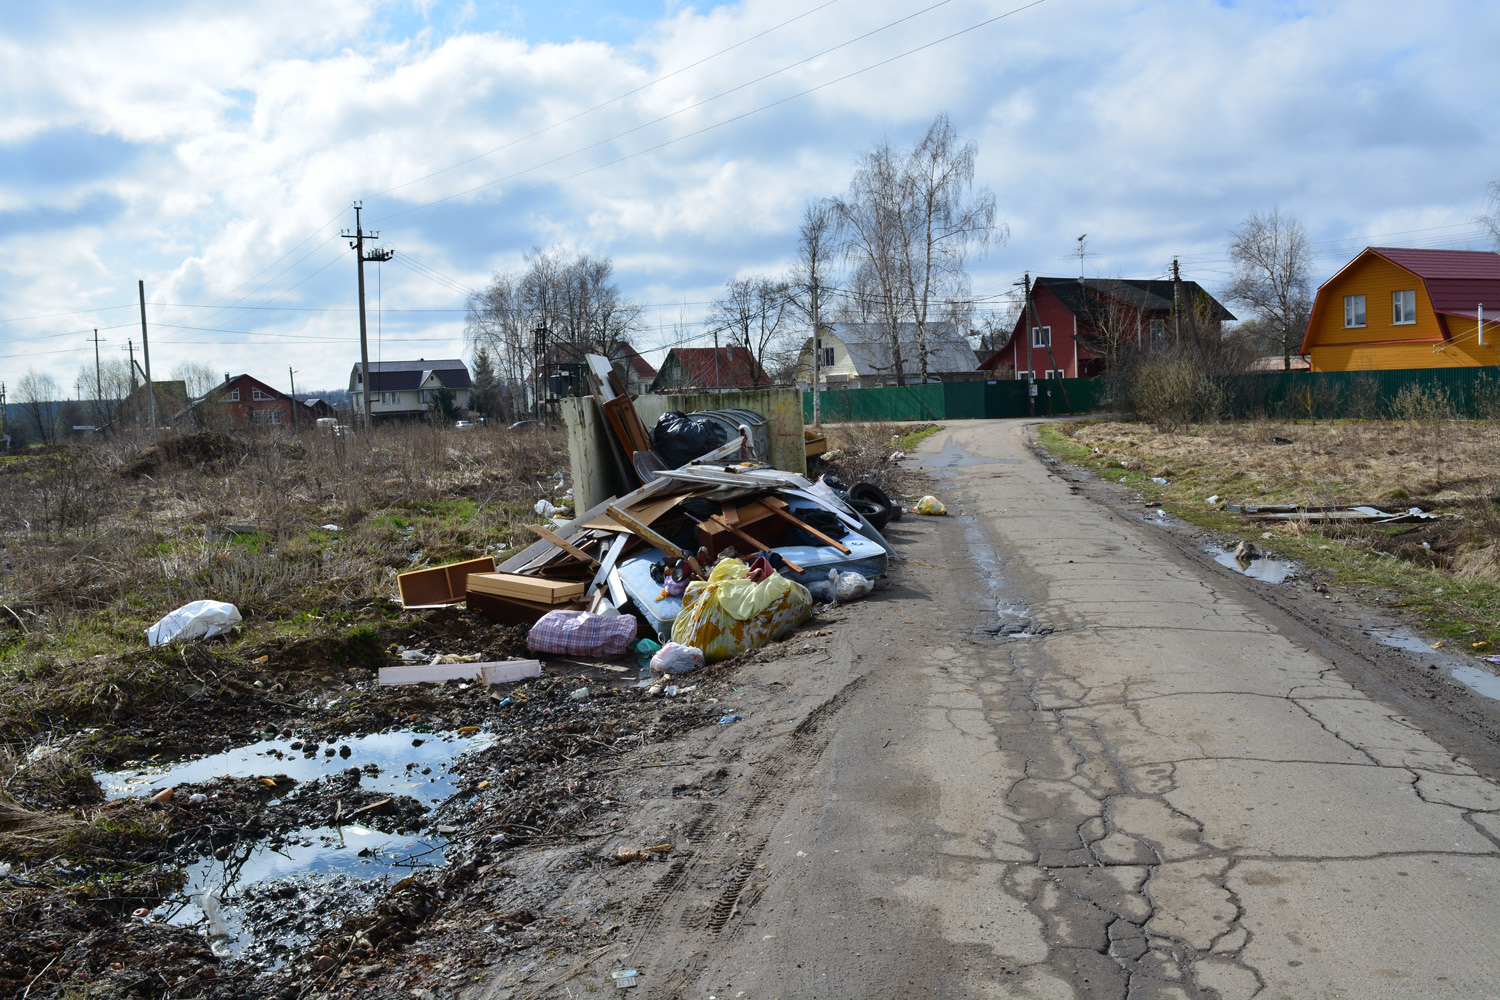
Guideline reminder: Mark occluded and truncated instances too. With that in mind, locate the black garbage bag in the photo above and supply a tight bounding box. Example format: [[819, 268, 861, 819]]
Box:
[[653, 411, 730, 468], [779, 509, 849, 547]]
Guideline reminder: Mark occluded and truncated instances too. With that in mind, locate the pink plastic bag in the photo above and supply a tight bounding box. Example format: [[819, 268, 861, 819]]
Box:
[[527, 610, 639, 657]]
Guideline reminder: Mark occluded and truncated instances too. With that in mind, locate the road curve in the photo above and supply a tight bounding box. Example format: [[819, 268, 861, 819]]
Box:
[[671, 419, 1500, 1000]]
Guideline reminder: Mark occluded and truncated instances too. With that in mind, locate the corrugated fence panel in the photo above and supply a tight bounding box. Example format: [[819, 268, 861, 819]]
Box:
[[1225, 367, 1500, 419], [804, 377, 1110, 421]]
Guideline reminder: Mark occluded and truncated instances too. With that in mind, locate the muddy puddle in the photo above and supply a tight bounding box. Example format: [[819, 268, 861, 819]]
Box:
[[99, 728, 493, 961], [1369, 630, 1500, 703], [910, 438, 1018, 469], [1210, 547, 1295, 583], [959, 516, 1049, 638]]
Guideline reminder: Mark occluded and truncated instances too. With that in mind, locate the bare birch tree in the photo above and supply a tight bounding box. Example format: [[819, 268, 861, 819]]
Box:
[[835, 113, 1001, 383], [707, 276, 792, 387], [1226, 208, 1313, 371]]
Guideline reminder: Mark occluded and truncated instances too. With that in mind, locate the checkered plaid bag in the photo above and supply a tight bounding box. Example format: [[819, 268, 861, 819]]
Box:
[[526, 610, 639, 657]]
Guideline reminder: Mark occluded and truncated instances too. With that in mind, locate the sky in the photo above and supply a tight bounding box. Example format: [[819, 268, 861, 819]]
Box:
[[3, 0, 1499, 397]]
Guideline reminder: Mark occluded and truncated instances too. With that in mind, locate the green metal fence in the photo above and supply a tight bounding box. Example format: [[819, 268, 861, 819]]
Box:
[[803, 377, 1108, 423], [802, 368, 1500, 423]]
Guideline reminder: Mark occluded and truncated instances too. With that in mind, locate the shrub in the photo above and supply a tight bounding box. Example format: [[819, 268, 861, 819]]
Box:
[[1387, 382, 1456, 421], [1128, 356, 1225, 431]]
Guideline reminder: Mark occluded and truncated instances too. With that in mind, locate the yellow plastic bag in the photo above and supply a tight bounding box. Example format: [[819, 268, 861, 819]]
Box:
[[914, 495, 947, 515], [672, 558, 813, 663]]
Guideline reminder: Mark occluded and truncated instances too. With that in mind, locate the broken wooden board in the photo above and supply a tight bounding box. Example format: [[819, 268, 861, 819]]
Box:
[[397, 556, 497, 608], [468, 573, 587, 603], [527, 524, 602, 568], [379, 659, 542, 686]]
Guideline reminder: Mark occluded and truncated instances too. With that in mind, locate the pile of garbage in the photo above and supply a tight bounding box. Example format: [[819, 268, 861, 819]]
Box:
[[390, 355, 903, 680]]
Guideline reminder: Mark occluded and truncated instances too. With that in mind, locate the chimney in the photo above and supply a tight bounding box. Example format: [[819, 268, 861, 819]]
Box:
[[224, 373, 230, 383]]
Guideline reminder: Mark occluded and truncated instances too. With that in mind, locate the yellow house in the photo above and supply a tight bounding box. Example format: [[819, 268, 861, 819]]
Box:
[[1301, 247, 1500, 371]]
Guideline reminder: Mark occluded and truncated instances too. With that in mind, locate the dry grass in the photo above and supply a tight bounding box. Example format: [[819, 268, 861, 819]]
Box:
[[0, 423, 569, 674], [1041, 417, 1500, 644], [814, 422, 940, 502]]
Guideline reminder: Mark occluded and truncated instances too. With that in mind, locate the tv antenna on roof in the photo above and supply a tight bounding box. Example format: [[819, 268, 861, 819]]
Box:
[[1073, 234, 1098, 277]]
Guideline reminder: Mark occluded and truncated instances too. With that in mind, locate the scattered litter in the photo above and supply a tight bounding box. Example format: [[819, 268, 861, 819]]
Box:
[[650, 642, 705, 676], [1272, 436, 1294, 445], [320, 523, 342, 531], [378, 659, 542, 686], [718, 715, 742, 725], [1227, 503, 1437, 524], [672, 558, 813, 663], [1151, 477, 1169, 485], [569, 686, 590, 701], [146, 600, 242, 646], [534, 499, 562, 518], [613, 969, 640, 989], [1473, 641, 1490, 651], [1206, 495, 1219, 504], [914, 495, 947, 516], [826, 568, 874, 603]]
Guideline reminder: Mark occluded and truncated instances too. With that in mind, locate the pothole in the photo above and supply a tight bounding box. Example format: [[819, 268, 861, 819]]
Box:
[[1209, 547, 1295, 584]]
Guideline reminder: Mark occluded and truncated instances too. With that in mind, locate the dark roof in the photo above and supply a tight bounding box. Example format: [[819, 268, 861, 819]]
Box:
[[653, 347, 769, 390], [1367, 247, 1500, 319], [352, 359, 472, 392], [1034, 277, 1235, 323], [205, 374, 285, 401]]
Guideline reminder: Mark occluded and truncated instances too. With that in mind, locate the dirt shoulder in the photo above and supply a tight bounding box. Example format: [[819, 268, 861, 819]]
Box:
[[1029, 418, 1500, 779]]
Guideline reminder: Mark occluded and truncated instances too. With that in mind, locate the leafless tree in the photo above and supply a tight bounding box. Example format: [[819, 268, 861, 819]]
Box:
[[465, 247, 642, 416], [171, 361, 219, 401], [1478, 181, 1500, 247], [16, 370, 59, 445], [789, 198, 840, 387], [1226, 207, 1313, 371], [835, 113, 1002, 383], [707, 276, 792, 387]]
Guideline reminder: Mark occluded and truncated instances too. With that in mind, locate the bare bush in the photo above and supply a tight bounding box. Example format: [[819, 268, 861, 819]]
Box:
[[1388, 383, 1457, 421], [1128, 354, 1225, 431]]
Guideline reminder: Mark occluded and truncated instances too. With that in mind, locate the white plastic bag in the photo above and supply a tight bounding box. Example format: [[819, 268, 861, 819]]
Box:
[[828, 569, 874, 603], [650, 642, 705, 676], [146, 600, 242, 646]]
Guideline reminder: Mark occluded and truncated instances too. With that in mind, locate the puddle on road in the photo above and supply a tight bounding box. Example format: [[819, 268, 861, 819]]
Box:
[[101, 729, 492, 959], [1371, 629, 1439, 656], [960, 516, 1049, 638], [909, 438, 1018, 469], [1210, 548, 1295, 584], [1450, 665, 1500, 702]]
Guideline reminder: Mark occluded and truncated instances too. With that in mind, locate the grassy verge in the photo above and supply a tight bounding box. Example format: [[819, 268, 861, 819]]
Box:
[[1037, 419, 1500, 651]]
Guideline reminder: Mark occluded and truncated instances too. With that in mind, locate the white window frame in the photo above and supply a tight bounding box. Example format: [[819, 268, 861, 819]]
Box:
[[1392, 289, 1416, 325], [820, 346, 835, 367], [1016, 369, 1035, 380], [270, 410, 283, 424], [1031, 326, 1051, 348], [252, 387, 272, 401], [1149, 318, 1165, 342], [228, 388, 240, 401], [1047, 368, 1067, 380], [1344, 294, 1366, 328]]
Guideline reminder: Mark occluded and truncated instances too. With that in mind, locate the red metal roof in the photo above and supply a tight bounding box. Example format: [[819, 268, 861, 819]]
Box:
[[660, 347, 769, 389], [1370, 247, 1500, 280]]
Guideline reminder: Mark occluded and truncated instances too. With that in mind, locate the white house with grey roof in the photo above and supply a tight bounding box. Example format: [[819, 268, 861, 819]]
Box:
[[793, 322, 979, 388], [348, 359, 472, 421]]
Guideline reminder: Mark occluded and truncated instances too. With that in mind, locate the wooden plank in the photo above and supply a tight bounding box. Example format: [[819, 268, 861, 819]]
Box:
[[587, 533, 631, 598], [705, 513, 804, 573], [528, 524, 602, 568], [467, 572, 586, 602], [397, 556, 496, 608], [605, 504, 708, 579], [763, 503, 852, 554], [379, 659, 542, 686]]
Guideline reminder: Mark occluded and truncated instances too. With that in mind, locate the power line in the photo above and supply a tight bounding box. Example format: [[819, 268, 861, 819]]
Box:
[[364, 0, 845, 203], [375, 0, 1050, 231]]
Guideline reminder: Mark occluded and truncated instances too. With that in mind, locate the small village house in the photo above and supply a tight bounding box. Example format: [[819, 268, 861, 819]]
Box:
[[794, 322, 978, 388], [1300, 247, 1500, 371], [980, 277, 1234, 379], [192, 374, 294, 429], [348, 359, 472, 421], [651, 346, 769, 393]]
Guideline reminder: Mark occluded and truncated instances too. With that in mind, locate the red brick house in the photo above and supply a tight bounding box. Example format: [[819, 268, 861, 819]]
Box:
[[980, 277, 1234, 379], [194, 374, 295, 429], [649, 347, 770, 392]]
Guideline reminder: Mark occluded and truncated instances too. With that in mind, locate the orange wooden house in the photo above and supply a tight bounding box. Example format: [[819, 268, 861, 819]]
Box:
[[1300, 247, 1500, 371]]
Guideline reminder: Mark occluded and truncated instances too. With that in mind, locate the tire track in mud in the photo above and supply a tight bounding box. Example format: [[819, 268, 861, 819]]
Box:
[[628, 675, 865, 996]]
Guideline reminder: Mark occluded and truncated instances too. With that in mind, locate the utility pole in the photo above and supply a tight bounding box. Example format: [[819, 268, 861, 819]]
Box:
[[126, 340, 140, 428], [713, 327, 721, 392], [1024, 273, 1037, 416], [810, 275, 822, 428], [90, 328, 105, 425], [138, 280, 156, 429], [1172, 257, 1181, 346], [533, 325, 548, 419], [1171, 258, 1200, 345], [343, 202, 393, 429], [0, 382, 7, 447], [288, 366, 298, 428]]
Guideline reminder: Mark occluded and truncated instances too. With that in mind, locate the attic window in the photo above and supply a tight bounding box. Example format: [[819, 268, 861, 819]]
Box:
[[1031, 326, 1051, 348], [820, 347, 835, 367], [1392, 289, 1416, 325], [252, 388, 272, 401], [1343, 294, 1366, 328], [229, 389, 240, 401]]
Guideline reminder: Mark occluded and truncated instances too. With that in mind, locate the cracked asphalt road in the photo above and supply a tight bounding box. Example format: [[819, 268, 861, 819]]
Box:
[[659, 419, 1500, 1000]]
